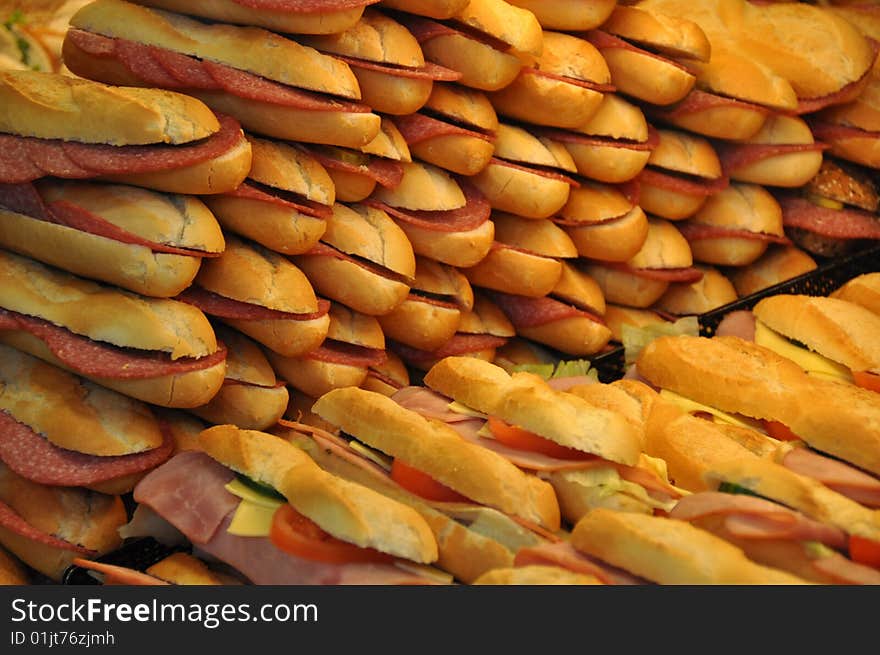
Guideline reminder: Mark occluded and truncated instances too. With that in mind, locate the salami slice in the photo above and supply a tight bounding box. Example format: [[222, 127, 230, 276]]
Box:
[[536, 127, 653, 151], [394, 113, 494, 146], [177, 287, 330, 321], [304, 242, 411, 283], [0, 308, 227, 380], [366, 180, 490, 232], [407, 292, 460, 310], [391, 333, 508, 363], [491, 292, 605, 329], [717, 141, 829, 176], [606, 263, 705, 283], [0, 140, 45, 184], [306, 148, 404, 189], [0, 499, 95, 554], [585, 30, 693, 73], [520, 67, 615, 93], [0, 411, 174, 486], [0, 182, 52, 220], [224, 181, 332, 219], [305, 340, 387, 368], [232, 0, 378, 11], [332, 54, 461, 81], [639, 168, 729, 196], [795, 44, 876, 115], [677, 222, 791, 245], [809, 120, 880, 144], [779, 195, 880, 239], [651, 89, 770, 120], [489, 158, 581, 186]]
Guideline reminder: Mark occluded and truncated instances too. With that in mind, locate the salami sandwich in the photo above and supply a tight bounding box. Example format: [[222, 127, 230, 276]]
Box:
[[132, 0, 381, 35], [130, 425, 443, 584], [832, 272, 880, 317], [177, 235, 330, 358], [0, 179, 225, 298], [506, 0, 615, 31], [0, 69, 251, 195], [64, 0, 381, 148], [0, 249, 227, 408]]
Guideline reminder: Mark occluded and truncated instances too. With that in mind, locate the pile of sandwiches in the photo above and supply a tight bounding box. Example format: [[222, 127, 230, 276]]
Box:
[[0, 0, 879, 585]]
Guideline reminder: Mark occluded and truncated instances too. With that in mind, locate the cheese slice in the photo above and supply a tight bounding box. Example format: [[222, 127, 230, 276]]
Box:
[[447, 401, 489, 420], [659, 388, 766, 432], [754, 321, 852, 382], [224, 479, 285, 537]]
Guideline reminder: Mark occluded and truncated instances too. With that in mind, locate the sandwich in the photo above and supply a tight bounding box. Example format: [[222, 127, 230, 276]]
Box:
[[0, 6, 57, 72], [389, 291, 514, 370], [390, 0, 541, 92], [585, 6, 709, 107], [304, 118, 410, 203], [73, 551, 243, 586], [268, 302, 388, 399], [0, 343, 175, 495], [553, 180, 648, 263], [202, 136, 334, 257], [377, 256, 474, 352], [505, 0, 615, 31], [312, 385, 562, 531], [378, 1, 469, 19], [292, 202, 415, 316], [652, 265, 738, 317], [832, 272, 880, 317], [132, 424, 443, 584], [636, 334, 880, 477], [131, 0, 381, 35], [366, 161, 494, 267], [0, 461, 126, 581], [585, 218, 703, 309], [462, 213, 577, 299], [361, 350, 411, 397], [715, 114, 826, 188], [678, 183, 790, 267], [64, 0, 381, 148], [537, 94, 657, 185], [176, 235, 330, 358], [189, 325, 288, 432], [0, 70, 251, 194], [569, 508, 808, 584], [0, 545, 28, 585], [487, 30, 612, 129], [299, 9, 461, 116], [638, 128, 727, 221], [472, 565, 601, 585], [727, 245, 817, 298], [420, 357, 681, 524], [392, 82, 498, 176], [470, 123, 579, 220], [777, 159, 880, 258], [0, 249, 227, 408], [810, 69, 880, 170], [0, 179, 225, 298]]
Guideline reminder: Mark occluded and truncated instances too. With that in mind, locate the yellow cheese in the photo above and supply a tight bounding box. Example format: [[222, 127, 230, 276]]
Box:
[[447, 400, 489, 420], [805, 193, 844, 211], [754, 321, 852, 382], [659, 388, 766, 432], [224, 479, 285, 508], [227, 499, 281, 537]]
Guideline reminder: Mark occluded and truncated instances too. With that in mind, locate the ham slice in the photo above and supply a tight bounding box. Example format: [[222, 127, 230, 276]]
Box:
[[676, 222, 791, 245], [669, 491, 848, 549], [779, 194, 880, 239], [782, 447, 880, 509], [715, 310, 756, 341], [515, 541, 647, 585], [810, 552, 880, 585], [0, 308, 226, 380], [366, 180, 490, 232], [391, 386, 476, 423], [0, 411, 174, 486]]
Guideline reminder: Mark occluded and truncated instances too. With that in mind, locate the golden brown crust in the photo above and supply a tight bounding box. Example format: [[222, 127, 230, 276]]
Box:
[[190, 383, 288, 431], [377, 298, 461, 351], [473, 565, 602, 585], [420, 33, 522, 91], [831, 272, 880, 317], [507, 0, 615, 31], [396, 217, 495, 268], [0, 545, 28, 585], [601, 47, 695, 106], [602, 5, 711, 61], [729, 246, 817, 297], [245, 136, 335, 204], [654, 266, 738, 316]]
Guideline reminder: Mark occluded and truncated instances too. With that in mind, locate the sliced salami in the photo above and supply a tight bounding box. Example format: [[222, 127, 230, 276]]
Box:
[[489, 158, 581, 186], [651, 89, 770, 120], [306, 148, 404, 189], [391, 333, 508, 363], [0, 182, 52, 220], [0, 411, 174, 486], [396, 14, 510, 51], [177, 287, 330, 321], [606, 263, 705, 283], [0, 140, 45, 184], [305, 340, 387, 367], [585, 30, 692, 73], [536, 127, 653, 151], [639, 168, 729, 196], [795, 47, 876, 115], [779, 195, 880, 239], [0, 308, 227, 380], [224, 181, 332, 219], [520, 67, 615, 93], [0, 499, 95, 554], [677, 222, 791, 244], [393, 113, 494, 146], [303, 242, 410, 282], [366, 180, 490, 232], [332, 54, 461, 81], [809, 120, 879, 144], [490, 292, 605, 329], [407, 292, 460, 310], [717, 141, 829, 176]]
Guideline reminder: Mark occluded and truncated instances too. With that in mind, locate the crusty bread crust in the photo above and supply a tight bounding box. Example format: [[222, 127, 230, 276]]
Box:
[[270, 355, 370, 400], [0, 69, 218, 145], [463, 249, 563, 298], [601, 5, 711, 62], [452, 0, 543, 58], [518, 317, 612, 357], [564, 207, 649, 262], [571, 508, 808, 584], [128, 0, 368, 34], [322, 203, 417, 277], [396, 217, 494, 268], [473, 564, 602, 585], [198, 425, 438, 563], [832, 272, 880, 317], [410, 134, 495, 177], [730, 246, 817, 297], [601, 47, 695, 106], [563, 142, 651, 184], [586, 265, 669, 308], [552, 262, 606, 314], [507, 0, 615, 31], [421, 33, 522, 91], [471, 163, 571, 219], [0, 545, 28, 585], [659, 101, 767, 142], [312, 387, 561, 530], [378, 299, 461, 351], [373, 161, 466, 211], [654, 266, 738, 316], [190, 383, 288, 432], [753, 295, 880, 373], [0, 463, 126, 581], [247, 137, 335, 204], [294, 256, 410, 317], [379, 0, 470, 20], [220, 316, 329, 359]]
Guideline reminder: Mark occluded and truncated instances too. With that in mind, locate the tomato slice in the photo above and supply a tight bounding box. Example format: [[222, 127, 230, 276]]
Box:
[[390, 459, 469, 503], [487, 416, 593, 460], [762, 419, 801, 441], [850, 535, 880, 569], [270, 504, 393, 564], [853, 371, 880, 394]]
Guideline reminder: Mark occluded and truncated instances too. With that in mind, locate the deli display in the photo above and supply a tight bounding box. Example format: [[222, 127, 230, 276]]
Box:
[[0, 0, 879, 586]]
